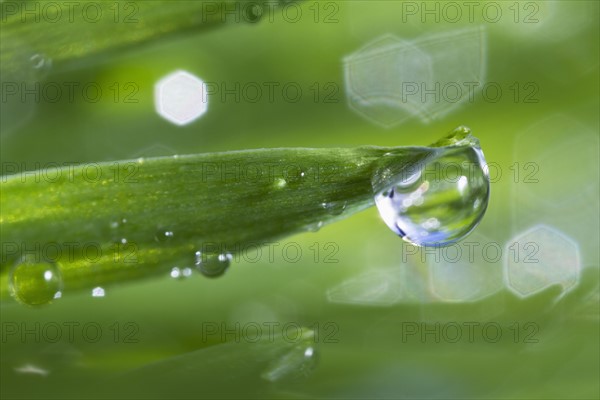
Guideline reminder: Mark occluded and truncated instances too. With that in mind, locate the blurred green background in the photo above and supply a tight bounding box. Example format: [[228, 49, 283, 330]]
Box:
[[1, 1, 598, 398]]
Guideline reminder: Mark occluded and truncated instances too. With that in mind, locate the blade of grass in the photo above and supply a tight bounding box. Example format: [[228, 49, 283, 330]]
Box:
[[0, 127, 473, 303], [114, 328, 317, 396], [0, 0, 290, 74]]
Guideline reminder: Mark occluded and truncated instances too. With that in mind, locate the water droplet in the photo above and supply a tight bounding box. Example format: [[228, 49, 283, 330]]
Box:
[[110, 218, 127, 229], [9, 256, 63, 306], [373, 134, 490, 246], [244, 2, 263, 22], [29, 53, 52, 77], [306, 221, 324, 232], [322, 201, 347, 216], [155, 229, 174, 243], [261, 341, 318, 382], [91, 287, 105, 297], [274, 178, 287, 189], [195, 251, 232, 278]]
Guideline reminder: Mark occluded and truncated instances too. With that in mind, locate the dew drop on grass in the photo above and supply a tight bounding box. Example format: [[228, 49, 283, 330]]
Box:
[[30, 53, 52, 73], [306, 221, 324, 232], [9, 256, 63, 306], [373, 132, 490, 246], [322, 201, 347, 216], [195, 251, 232, 278], [155, 229, 174, 243], [274, 178, 287, 189]]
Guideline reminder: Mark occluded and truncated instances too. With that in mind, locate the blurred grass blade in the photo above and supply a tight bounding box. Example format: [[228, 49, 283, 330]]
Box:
[[114, 329, 317, 396], [0, 0, 288, 74], [0, 127, 473, 303]]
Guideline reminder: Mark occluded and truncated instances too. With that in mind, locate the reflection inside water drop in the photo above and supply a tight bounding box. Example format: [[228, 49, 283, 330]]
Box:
[[9, 256, 63, 306], [373, 132, 490, 246]]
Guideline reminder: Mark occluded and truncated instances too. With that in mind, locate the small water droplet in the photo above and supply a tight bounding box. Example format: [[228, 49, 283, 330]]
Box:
[[9, 256, 63, 306], [155, 229, 174, 243], [274, 178, 287, 189], [261, 341, 318, 382], [110, 218, 127, 229], [195, 251, 232, 278], [373, 134, 490, 246], [322, 201, 347, 216], [30, 53, 52, 75], [244, 2, 263, 22], [306, 221, 324, 232]]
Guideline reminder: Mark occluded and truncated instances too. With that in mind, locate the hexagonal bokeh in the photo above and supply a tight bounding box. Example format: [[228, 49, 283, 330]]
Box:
[[343, 26, 486, 128], [512, 116, 599, 269], [344, 35, 433, 128], [504, 224, 581, 298], [428, 233, 504, 302], [154, 70, 208, 126]]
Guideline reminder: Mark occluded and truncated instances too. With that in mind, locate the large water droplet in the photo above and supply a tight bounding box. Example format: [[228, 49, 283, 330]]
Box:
[[373, 134, 490, 246], [195, 251, 232, 278], [9, 256, 63, 306]]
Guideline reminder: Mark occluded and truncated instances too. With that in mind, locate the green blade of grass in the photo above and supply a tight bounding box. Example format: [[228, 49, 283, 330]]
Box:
[[0, 0, 284, 74], [115, 328, 317, 396], [0, 127, 473, 304]]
